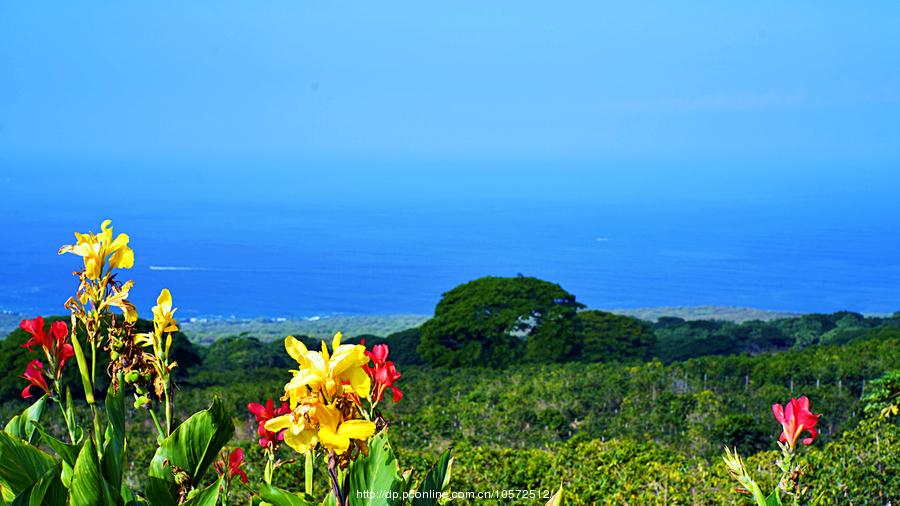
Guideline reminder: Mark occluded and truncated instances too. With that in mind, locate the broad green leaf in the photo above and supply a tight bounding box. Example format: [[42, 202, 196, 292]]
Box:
[[102, 375, 127, 494], [0, 432, 57, 496], [34, 424, 82, 487], [120, 481, 140, 506], [147, 397, 234, 506], [765, 490, 783, 506], [34, 424, 81, 468], [259, 483, 315, 506], [545, 484, 563, 506], [411, 449, 452, 506], [4, 397, 47, 445], [9, 463, 67, 506], [70, 437, 115, 506], [348, 431, 403, 506], [181, 477, 223, 506]]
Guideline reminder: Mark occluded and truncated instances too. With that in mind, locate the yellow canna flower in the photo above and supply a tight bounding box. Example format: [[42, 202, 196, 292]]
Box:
[[283, 332, 371, 404], [265, 399, 322, 454], [316, 403, 376, 454], [59, 220, 134, 280], [152, 288, 178, 334], [264, 400, 376, 455], [136, 288, 178, 356]]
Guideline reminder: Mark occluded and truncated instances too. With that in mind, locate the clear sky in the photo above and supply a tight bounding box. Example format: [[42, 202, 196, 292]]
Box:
[[2, 1, 899, 165]]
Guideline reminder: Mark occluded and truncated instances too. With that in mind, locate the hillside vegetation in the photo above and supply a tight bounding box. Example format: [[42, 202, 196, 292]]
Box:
[[3, 275, 899, 504]]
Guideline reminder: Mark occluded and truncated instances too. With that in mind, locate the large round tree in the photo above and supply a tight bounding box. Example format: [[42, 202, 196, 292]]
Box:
[[417, 275, 584, 367], [576, 310, 656, 362]]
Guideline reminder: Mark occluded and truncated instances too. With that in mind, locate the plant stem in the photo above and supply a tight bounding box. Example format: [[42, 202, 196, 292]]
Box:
[[64, 388, 77, 443], [70, 320, 95, 405], [57, 398, 76, 443], [163, 381, 172, 435], [305, 452, 314, 496], [91, 341, 97, 395], [148, 407, 165, 438], [89, 339, 102, 449], [327, 452, 345, 506]]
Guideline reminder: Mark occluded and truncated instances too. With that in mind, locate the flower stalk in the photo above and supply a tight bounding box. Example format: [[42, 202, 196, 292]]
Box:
[[724, 395, 822, 505]]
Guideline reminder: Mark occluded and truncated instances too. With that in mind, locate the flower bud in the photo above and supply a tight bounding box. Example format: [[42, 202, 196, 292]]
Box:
[[133, 395, 150, 409]]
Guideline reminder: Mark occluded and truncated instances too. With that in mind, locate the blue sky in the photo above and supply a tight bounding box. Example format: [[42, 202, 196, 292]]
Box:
[[2, 1, 899, 165]]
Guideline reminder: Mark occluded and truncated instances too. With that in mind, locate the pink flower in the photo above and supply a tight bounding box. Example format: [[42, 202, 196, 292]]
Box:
[[772, 396, 822, 449], [21, 360, 51, 399], [362, 342, 403, 403], [20, 316, 74, 379], [214, 448, 248, 484], [247, 399, 291, 449]]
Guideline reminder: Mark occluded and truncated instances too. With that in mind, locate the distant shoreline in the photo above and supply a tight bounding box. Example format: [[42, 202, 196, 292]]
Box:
[[5, 305, 892, 343]]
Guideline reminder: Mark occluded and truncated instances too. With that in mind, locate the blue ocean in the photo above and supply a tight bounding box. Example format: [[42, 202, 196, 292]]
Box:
[[2, 160, 899, 318]]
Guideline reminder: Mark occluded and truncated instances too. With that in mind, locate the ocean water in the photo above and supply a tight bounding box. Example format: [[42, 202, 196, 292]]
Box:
[[2, 159, 899, 318]]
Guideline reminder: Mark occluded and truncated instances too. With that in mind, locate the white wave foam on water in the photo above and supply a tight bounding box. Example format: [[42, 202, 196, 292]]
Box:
[[148, 265, 211, 271]]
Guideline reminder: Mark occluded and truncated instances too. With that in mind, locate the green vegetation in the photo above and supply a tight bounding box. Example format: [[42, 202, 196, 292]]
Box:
[[578, 310, 655, 362], [128, 326, 900, 504], [0, 317, 200, 402], [418, 276, 584, 366], [3, 276, 900, 504]]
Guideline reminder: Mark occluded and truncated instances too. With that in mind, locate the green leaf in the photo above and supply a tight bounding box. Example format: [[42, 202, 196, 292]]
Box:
[[69, 437, 115, 506], [34, 424, 82, 487], [411, 449, 452, 506], [181, 478, 223, 506], [34, 424, 80, 468], [4, 397, 47, 445], [147, 397, 235, 506], [765, 490, 783, 506], [0, 432, 57, 496], [102, 375, 127, 494], [259, 483, 315, 506], [9, 462, 67, 506], [348, 431, 403, 506]]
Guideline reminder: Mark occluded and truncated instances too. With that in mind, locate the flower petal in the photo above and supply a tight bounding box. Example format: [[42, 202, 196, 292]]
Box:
[[335, 419, 376, 441], [283, 429, 318, 454], [285, 336, 309, 364], [264, 414, 292, 432]]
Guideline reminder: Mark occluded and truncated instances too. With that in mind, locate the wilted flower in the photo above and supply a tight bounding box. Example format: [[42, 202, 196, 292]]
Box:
[[58, 219, 134, 280], [248, 399, 291, 448], [20, 316, 74, 379], [362, 342, 403, 403], [102, 280, 139, 324], [214, 448, 248, 484], [772, 396, 821, 449], [20, 360, 51, 399]]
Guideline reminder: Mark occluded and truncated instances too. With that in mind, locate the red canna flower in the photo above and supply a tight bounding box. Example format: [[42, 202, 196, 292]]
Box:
[[214, 448, 248, 484], [247, 399, 291, 449], [362, 341, 403, 403], [20, 360, 52, 399], [772, 396, 822, 449], [20, 316, 74, 378]]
